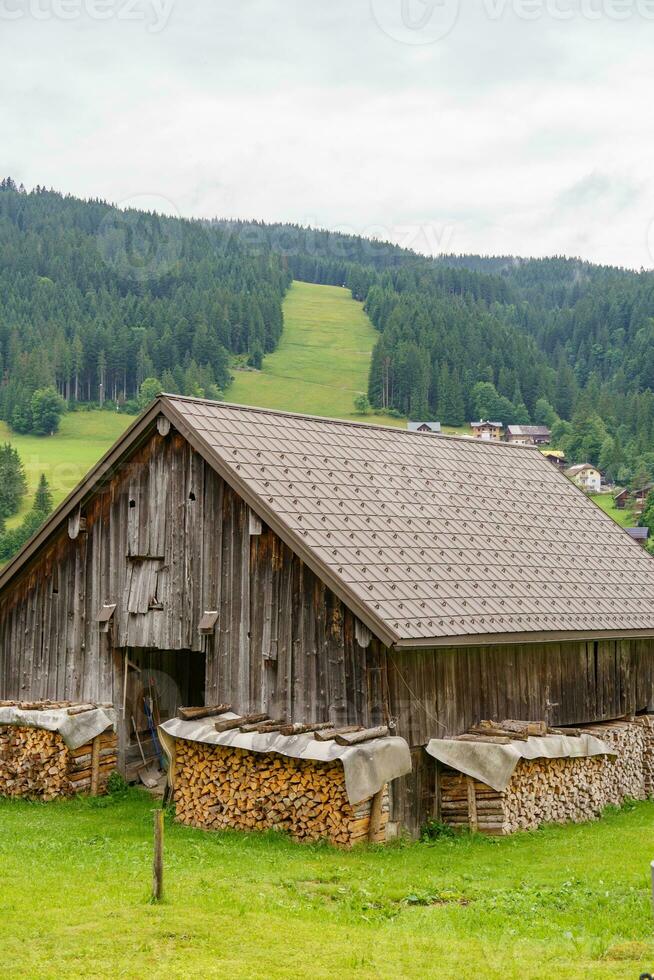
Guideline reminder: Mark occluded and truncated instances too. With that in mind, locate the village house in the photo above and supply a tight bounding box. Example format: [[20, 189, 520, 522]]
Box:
[[505, 425, 551, 446], [565, 463, 602, 494], [615, 484, 653, 515], [407, 421, 442, 435], [614, 488, 631, 510], [541, 449, 566, 470], [470, 419, 503, 441], [2, 396, 654, 834]]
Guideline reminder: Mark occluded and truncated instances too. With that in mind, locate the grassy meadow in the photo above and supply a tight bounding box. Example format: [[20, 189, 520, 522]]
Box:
[[228, 281, 408, 427], [590, 492, 635, 529], [0, 410, 131, 527], [1, 790, 654, 979]]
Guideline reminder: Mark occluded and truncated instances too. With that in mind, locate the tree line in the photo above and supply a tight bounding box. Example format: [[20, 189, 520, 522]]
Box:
[[0, 179, 290, 433]]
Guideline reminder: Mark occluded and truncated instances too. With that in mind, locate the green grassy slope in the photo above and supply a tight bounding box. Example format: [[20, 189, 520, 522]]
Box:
[[1, 790, 653, 978], [0, 411, 132, 527], [228, 281, 406, 427], [590, 493, 635, 528]]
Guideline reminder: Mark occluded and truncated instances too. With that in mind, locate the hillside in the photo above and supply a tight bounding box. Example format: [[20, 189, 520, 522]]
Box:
[[4, 184, 654, 489], [0, 179, 289, 432], [2, 411, 131, 527], [228, 281, 405, 426]]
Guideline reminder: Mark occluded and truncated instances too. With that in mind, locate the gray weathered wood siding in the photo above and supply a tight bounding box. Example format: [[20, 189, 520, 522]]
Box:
[[2, 420, 654, 833]]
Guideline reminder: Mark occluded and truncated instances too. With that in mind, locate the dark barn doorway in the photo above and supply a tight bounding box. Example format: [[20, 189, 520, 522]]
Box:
[[121, 648, 206, 776]]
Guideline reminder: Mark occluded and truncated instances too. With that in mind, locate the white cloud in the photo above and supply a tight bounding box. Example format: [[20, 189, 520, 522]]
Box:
[[2, 0, 654, 267]]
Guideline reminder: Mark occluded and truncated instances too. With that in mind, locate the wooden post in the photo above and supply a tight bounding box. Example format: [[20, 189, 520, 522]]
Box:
[[466, 776, 478, 832], [90, 735, 101, 797], [368, 789, 384, 842], [152, 809, 164, 902]]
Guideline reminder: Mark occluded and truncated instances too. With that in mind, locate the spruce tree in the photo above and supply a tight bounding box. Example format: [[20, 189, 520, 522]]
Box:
[[33, 474, 53, 515]]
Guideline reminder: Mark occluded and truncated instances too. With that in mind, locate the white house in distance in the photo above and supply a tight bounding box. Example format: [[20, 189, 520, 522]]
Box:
[[565, 463, 602, 494], [407, 421, 442, 434]]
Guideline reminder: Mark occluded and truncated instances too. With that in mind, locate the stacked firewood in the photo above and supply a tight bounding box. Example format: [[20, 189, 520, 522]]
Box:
[[0, 703, 117, 800], [172, 740, 389, 846], [634, 715, 654, 796], [440, 718, 654, 836]]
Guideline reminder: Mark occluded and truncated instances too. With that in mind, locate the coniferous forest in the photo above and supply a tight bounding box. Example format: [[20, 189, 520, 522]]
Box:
[[3, 181, 654, 486], [0, 179, 288, 430]]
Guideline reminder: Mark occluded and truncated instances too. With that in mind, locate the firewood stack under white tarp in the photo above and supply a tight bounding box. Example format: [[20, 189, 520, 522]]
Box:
[[431, 717, 654, 836], [160, 710, 412, 847], [0, 700, 117, 800]]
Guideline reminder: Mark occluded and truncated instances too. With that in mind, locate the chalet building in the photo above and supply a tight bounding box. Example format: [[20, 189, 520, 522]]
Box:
[[3, 396, 654, 833], [470, 420, 503, 441], [565, 463, 602, 494], [407, 421, 441, 435], [614, 488, 630, 510], [505, 425, 551, 446], [615, 485, 653, 515], [541, 449, 566, 470]]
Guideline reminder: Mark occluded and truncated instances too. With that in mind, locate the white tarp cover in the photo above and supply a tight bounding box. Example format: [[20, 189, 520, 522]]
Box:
[[0, 706, 116, 752], [426, 733, 615, 792], [159, 716, 412, 805]]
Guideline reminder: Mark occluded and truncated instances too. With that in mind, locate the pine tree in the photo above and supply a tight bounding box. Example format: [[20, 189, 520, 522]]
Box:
[[33, 474, 53, 515]]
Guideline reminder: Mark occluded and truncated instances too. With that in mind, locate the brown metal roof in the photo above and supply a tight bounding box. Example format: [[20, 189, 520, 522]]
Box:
[[162, 396, 654, 647], [4, 394, 654, 650]]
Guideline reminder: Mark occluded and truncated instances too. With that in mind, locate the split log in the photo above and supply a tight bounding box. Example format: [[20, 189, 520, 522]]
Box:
[[67, 703, 98, 716], [453, 734, 512, 744], [239, 718, 286, 734], [177, 704, 232, 722], [279, 722, 334, 737], [314, 726, 364, 742], [214, 713, 269, 733], [468, 725, 528, 741], [334, 726, 389, 746]]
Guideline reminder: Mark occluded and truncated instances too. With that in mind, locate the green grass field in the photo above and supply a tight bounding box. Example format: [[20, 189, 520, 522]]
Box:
[[0, 411, 132, 527], [590, 493, 635, 528], [1, 790, 653, 978], [228, 281, 408, 428]]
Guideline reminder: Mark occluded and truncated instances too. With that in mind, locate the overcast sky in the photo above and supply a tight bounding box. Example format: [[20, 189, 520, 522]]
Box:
[[2, 0, 653, 267]]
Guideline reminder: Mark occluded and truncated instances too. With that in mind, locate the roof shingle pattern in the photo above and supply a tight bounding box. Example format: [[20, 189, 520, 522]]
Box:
[[168, 397, 654, 645]]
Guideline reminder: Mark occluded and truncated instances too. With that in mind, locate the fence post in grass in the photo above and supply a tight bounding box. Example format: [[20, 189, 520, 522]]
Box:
[[152, 809, 164, 902]]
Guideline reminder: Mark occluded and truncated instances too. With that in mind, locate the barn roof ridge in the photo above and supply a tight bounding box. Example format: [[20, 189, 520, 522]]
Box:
[[160, 394, 539, 451]]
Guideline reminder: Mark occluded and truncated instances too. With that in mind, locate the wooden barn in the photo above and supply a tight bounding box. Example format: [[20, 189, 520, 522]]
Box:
[[3, 395, 654, 834]]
